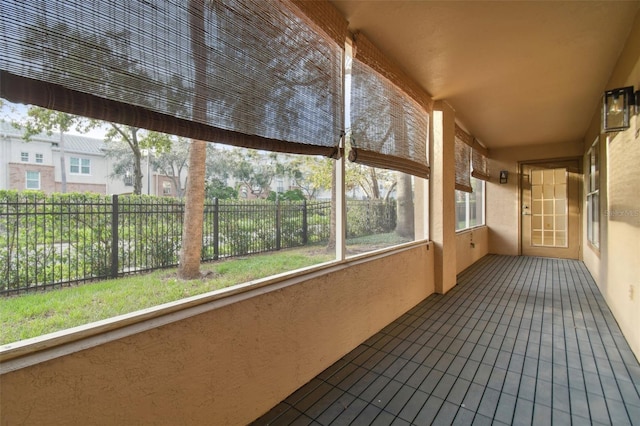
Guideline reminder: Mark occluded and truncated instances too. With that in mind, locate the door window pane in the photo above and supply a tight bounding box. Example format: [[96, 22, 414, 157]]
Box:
[[532, 216, 542, 230], [530, 167, 568, 247]]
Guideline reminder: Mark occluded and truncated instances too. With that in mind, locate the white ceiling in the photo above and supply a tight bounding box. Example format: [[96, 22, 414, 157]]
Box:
[[331, 0, 640, 149]]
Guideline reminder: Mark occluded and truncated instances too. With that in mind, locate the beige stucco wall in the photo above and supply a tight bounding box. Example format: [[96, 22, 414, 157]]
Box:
[[582, 12, 640, 360], [0, 243, 434, 425], [486, 141, 584, 256], [431, 102, 457, 293], [456, 226, 489, 274]]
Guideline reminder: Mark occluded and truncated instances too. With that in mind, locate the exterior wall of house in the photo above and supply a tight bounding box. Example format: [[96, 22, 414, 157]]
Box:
[[456, 225, 489, 274], [7, 138, 52, 165], [0, 126, 117, 195], [0, 243, 434, 425], [2, 136, 54, 191], [8, 163, 56, 193], [486, 141, 584, 256], [0, 135, 8, 189], [104, 155, 177, 197], [155, 174, 179, 198], [55, 181, 107, 194], [51, 149, 109, 192], [582, 13, 640, 360], [106, 176, 135, 195], [0, 124, 180, 196]]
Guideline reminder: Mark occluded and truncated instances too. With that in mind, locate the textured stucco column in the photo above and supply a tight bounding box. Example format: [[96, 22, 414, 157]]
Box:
[[431, 101, 457, 294]]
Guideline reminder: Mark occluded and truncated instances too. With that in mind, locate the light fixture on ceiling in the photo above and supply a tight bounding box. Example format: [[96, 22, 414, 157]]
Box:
[[603, 86, 634, 132]]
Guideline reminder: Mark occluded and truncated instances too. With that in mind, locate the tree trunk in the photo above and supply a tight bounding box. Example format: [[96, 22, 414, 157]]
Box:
[[59, 132, 67, 193], [133, 150, 143, 195], [327, 161, 337, 250], [395, 172, 414, 238], [370, 168, 380, 199], [131, 130, 143, 195], [171, 174, 181, 198], [393, 98, 414, 238], [178, 0, 207, 279], [178, 140, 207, 279]]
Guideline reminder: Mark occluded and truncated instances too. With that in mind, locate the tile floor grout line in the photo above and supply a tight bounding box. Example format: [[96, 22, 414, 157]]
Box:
[[421, 254, 514, 425], [251, 255, 640, 425], [502, 255, 543, 425], [523, 257, 545, 416], [572, 258, 611, 422], [506, 256, 541, 424], [569, 258, 636, 424], [466, 255, 530, 424]]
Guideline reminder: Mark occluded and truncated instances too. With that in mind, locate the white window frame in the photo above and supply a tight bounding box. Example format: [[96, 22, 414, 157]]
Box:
[[123, 172, 133, 187], [35, 153, 44, 164], [21, 152, 29, 162], [162, 181, 172, 195], [70, 157, 91, 175], [25, 170, 40, 189], [455, 177, 485, 232], [586, 137, 600, 249]]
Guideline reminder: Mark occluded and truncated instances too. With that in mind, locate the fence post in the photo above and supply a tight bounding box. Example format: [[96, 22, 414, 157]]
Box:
[[302, 200, 308, 245], [276, 199, 281, 251], [111, 194, 119, 278], [213, 198, 219, 260]]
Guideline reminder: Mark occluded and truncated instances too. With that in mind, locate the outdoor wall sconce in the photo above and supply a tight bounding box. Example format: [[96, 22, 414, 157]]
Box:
[[603, 86, 635, 132], [499, 170, 508, 184]]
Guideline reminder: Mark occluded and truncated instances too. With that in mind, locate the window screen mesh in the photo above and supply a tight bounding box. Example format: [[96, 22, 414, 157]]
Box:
[[455, 125, 472, 193], [0, 0, 347, 156], [349, 33, 431, 179]]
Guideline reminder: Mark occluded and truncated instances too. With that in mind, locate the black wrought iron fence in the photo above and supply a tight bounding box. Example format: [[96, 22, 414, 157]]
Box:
[[0, 192, 115, 292], [0, 191, 394, 295]]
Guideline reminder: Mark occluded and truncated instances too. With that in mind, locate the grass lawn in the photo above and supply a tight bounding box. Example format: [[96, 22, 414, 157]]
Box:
[[1, 233, 411, 346], [1, 246, 334, 345]]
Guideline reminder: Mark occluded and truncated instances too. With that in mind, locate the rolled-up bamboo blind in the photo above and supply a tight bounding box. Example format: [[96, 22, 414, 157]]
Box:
[[0, 0, 348, 157], [349, 33, 431, 179]]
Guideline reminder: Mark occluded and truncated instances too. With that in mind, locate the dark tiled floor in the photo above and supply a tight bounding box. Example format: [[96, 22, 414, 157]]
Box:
[[253, 255, 640, 425]]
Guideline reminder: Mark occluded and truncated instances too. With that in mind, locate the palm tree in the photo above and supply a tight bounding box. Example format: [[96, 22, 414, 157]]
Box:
[[178, 0, 208, 279]]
